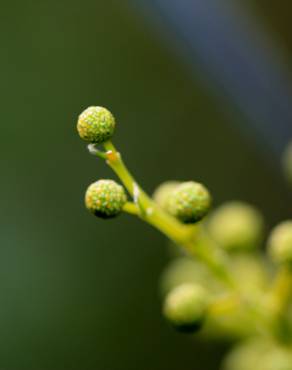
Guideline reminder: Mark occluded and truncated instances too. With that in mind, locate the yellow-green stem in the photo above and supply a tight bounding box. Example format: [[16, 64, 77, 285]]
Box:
[[270, 266, 292, 315], [104, 141, 194, 245], [103, 140, 235, 288], [209, 293, 240, 316], [93, 140, 281, 336], [123, 202, 140, 216]]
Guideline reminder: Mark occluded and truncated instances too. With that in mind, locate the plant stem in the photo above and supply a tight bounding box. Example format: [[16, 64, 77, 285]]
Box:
[[209, 293, 240, 316], [88, 140, 288, 338], [103, 141, 194, 244], [267, 267, 292, 342], [270, 266, 292, 315], [101, 140, 235, 288], [123, 202, 140, 216]]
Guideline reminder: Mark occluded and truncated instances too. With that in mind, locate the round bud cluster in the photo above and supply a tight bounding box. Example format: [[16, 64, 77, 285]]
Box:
[[152, 181, 180, 209], [77, 106, 115, 143], [165, 181, 211, 224], [207, 202, 264, 252], [85, 179, 127, 219], [163, 283, 209, 333], [268, 220, 292, 265]]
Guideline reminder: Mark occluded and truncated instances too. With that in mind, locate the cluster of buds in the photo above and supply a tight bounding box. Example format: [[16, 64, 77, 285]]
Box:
[[158, 156, 292, 370], [77, 105, 292, 370], [77, 106, 127, 218], [77, 106, 212, 224]]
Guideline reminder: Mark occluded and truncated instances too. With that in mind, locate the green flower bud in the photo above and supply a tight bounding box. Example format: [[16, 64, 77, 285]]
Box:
[[207, 202, 264, 252], [160, 257, 218, 296], [230, 254, 270, 295], [163, 283, 209, 333], [77, 106, 115, 143], [85, 179, 127, 219], [223, 338, 261, 370], [268, 220, 292, 265], [152, 181, 180, 209], [165, 181, 211, 224], [223, 338, 292, 370]]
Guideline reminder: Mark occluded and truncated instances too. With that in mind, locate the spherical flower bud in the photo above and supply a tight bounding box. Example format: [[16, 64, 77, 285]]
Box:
[[152, 181, 180, 209], [207, 202, 264, 252], [85, 179, 127, 219], [160, 257, 217, 296], [77, 106, 115, 143], [165, 181, 211, 223], [223, 339, 263, 370], [163, 283, 209, 333], [268, 220, 292, 265], [223, 338, 292, 370]]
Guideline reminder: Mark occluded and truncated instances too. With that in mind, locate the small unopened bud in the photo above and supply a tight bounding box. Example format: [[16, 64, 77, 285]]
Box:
[[207, 202, 264, 252], [163, 283, 209, 333], [160, 257, 215, 296], [223, 338, 292, 370], [165, 181, 211, 224], [268, 220, 292, 265], [85, 179, 127, 219], [77, 106, 115, 143]]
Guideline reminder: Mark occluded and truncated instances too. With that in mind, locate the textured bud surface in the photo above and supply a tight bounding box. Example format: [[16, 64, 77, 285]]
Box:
[[152, 181, 180, 209], [165, 181, 211, 223], [208, 202, 264, 251], [77, 106, 115, 143], [163, 283, 209, 332], [85, 180, 127, 218], [268, 220, 292, 264]]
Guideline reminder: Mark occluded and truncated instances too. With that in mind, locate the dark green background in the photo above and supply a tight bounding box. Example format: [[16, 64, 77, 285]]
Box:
[[1, 1, 291, 369]]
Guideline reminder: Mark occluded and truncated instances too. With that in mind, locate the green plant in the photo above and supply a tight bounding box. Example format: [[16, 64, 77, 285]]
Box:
[[77, 106, 292, 370]]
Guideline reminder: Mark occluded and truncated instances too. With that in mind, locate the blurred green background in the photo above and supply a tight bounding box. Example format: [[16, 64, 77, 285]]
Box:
[[1, 1, 292, 369]]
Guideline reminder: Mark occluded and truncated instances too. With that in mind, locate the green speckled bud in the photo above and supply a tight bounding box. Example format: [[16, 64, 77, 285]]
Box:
[[77, 106, 115, 143], [163, 283, 209, 333], [207, 202, 264, 252], [268, 220, 292, 265], [165, 181, 211, 223], [85, 179, 127, 219], [152, 181, 180, 209]]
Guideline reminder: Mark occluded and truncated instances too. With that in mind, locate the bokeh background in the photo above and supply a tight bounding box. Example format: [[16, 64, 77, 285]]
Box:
[[1, 1, 292, 369]]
